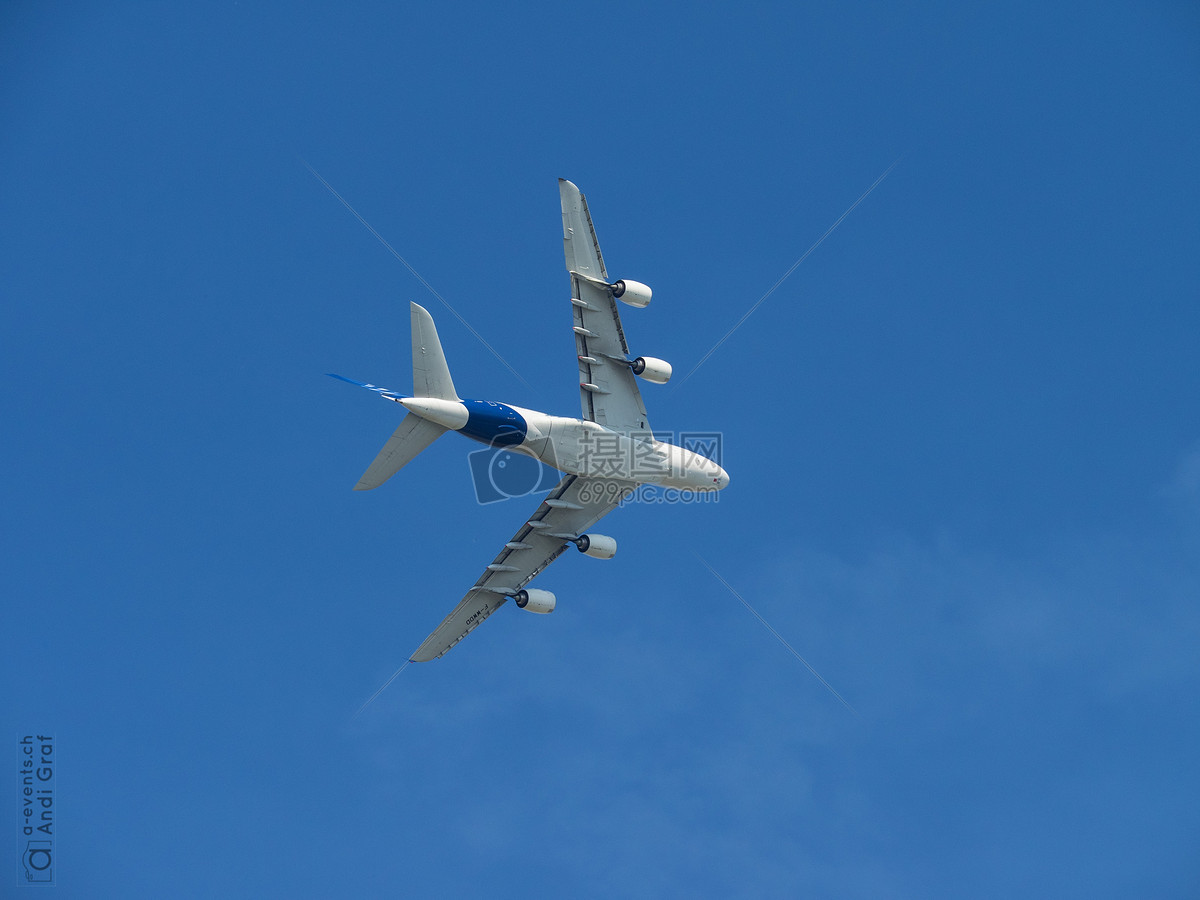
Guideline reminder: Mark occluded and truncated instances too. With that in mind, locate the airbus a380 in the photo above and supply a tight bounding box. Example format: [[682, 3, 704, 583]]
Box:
[[331, 179, 730, 661]]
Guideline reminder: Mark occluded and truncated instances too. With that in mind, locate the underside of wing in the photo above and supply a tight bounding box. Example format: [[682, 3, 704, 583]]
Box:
[[559, 179, 652, 435], [409, 474, 635, 661]]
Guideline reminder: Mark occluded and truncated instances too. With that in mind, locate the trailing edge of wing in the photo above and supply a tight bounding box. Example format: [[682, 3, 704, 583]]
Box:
[[355, 414, 447, 491]]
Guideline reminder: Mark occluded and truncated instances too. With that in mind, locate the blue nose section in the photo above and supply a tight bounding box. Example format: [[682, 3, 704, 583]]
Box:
[[459, 400, 527, 447]]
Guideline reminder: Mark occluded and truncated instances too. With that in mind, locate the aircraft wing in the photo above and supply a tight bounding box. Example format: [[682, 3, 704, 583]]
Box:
[[409, 474, 636, 661], [558, 179, 652, 435]]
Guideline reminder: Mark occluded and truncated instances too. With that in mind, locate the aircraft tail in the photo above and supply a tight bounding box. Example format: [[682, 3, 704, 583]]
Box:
[[332, 302, 460, 490], [410, 302, 459, 401]]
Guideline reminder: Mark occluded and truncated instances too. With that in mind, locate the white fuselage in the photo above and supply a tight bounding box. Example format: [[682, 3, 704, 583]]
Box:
[[399, 397, 730, 491]]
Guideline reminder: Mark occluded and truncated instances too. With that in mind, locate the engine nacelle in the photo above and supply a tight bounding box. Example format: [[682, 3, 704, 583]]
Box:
[[514, 588, 556, 614], [611, 279, 652, 308], [632, 356, 672, 384], [574, 533, 617, 559]]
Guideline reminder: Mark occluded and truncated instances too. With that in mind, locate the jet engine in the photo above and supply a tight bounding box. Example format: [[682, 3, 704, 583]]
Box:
[[514, 588, 556, 614], [631, 356, 672, 384], [573, 533, 617, 559], [611, 279, 652, 308]]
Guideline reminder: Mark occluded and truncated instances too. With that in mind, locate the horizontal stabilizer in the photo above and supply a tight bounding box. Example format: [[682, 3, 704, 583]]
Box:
[[327, 373, 407, 401], [355, 414, 446, 490]]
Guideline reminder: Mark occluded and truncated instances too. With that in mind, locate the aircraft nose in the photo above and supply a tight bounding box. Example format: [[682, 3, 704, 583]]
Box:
[[715, 467, 730, 490]]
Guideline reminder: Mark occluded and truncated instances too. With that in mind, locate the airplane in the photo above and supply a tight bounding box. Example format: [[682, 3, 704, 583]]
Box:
[[331, 179, 730, 661]]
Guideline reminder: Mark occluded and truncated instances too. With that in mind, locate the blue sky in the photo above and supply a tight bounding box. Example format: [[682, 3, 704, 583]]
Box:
[[3, 2, 1198, 896]]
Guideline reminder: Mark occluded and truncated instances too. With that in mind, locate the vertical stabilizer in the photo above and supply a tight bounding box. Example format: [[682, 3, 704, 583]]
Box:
[[411, 302, 459, 400]]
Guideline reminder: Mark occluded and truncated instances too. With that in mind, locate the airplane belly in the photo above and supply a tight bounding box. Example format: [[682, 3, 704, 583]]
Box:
[[542, 416, 585, 473], [458, 399, 527, 447], [539, 419, 670, 483]]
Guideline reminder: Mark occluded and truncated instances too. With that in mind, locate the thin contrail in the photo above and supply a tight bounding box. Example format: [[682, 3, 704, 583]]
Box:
[[303, 160, 532, 390], [673, 159, 900, 392], [352, 660, 411, 720], [693, 552, 858, 717]]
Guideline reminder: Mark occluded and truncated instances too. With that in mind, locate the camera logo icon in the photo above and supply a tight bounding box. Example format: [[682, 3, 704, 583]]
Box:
[[23, 840, 53, 883], [467, 445, 558, 504]]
